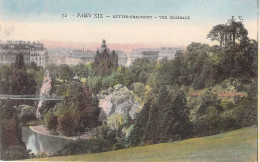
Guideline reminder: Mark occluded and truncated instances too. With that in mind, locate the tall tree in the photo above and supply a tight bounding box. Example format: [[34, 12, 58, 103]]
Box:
[[62, 81, 100, 132], [227, 19, 248, 44], [207, 24, 226, 47], [10, 54, 36, 95], [207, 19, 248, 46], [94, 40, 118, 76], [14, 53, 25, 70]]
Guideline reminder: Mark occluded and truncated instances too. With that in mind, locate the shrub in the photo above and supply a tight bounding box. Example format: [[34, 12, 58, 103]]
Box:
[[26, 120, 44, 126], [2, 145, 30, 160], [58, 112, 75, 136], [92, 124, 117, 142], [18, 105, 36, 123], [221, 83, 227, 88], [132, 82, 146, 98], [44, 111, 58, 132], [35, 152, 48, 158], [193, 107, 223, 136]]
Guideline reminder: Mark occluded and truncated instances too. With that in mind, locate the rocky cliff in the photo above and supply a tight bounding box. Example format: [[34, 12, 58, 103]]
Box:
[[36, 70, 52, 119], [98, 84, 143, 122]]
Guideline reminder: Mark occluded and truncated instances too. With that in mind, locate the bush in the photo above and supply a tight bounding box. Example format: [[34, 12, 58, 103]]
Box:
[[221, 83, 227, 88], [18, 105, 36, 123], [92, 124, 117, 142], [56, 83, 68, 96], [56, 138, 114, 156], [112, 140, 125, 150], [193, 107, 223, 136], [39, 101, 58, 117], [44, 111, 58, 132], [58, 111, 75, 136], [2, 145, 30, 160], [26, 120, 44, 126], [35, 152, 48, 158], [86, 76, 102, 94], [132, 82, 146, 98]]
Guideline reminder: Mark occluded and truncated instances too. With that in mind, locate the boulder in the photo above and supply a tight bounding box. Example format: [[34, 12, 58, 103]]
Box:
[[98, 84, 143, 122]]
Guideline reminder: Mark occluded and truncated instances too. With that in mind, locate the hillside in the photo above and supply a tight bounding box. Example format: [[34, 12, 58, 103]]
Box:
[[27, 126, 257, 161]]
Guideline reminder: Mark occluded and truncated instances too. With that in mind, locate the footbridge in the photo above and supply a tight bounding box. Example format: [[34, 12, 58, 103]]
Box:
[[0, 94, 63, 101]]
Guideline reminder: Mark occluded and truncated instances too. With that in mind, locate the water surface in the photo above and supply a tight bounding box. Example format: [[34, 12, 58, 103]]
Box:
[[22, 126, 71, 155]]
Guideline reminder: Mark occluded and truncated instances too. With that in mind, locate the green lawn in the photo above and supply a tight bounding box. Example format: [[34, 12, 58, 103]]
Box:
[[27, 126, 257, 161]]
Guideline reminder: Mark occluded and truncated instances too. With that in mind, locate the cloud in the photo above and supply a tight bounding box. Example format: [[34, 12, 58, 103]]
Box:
[[0, 23, 15, 38]]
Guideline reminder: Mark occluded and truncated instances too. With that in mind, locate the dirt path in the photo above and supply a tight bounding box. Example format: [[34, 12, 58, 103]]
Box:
[[29, 125, 91, 140], [189, 92, 245, 97]]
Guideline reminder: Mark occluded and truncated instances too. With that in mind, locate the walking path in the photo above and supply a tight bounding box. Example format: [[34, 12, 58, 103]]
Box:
[[29, 125, 90, 140], [189, 92, 245, 97]]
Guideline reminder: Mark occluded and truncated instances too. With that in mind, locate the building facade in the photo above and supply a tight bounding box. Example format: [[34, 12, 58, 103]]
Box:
[[65, 49, 95, 66], [63, 40, 128, 66], [130, 47, 182, 63], [0, 40, 48, 67]]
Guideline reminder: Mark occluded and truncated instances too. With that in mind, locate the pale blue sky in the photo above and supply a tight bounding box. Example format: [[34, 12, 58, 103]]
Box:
[[0, 0, 258, 45], [0, 0, 257, 22]]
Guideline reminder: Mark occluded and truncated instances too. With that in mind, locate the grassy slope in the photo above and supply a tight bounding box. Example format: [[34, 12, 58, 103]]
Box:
[[28, 126, 257, 161]]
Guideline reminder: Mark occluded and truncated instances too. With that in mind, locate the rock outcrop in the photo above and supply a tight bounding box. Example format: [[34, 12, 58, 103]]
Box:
[[98, 84, 143, 122], [36, 70, 52, 119]]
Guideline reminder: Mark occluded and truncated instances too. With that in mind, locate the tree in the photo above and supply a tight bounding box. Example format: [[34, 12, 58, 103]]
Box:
[[94, 40, 118, 76], [207, 24, 226, 47], [44, 111, 58, 133], [86, 76, 102, 94], [227, 19, 248, 44], [128, 87, 192, 145], [196, 91, 223, 116], [14, 53, 25, 70], [58, 64, 73, 82], [0, 100, 30, 160], [10, 53, 36, 95], [29, 62, 38, 70], [18, 105, 36, 123], [128, 100, 151, 146], [0, 65, 12, 94], [71, 64, 88, 80], [62, 81, 100, 133], [11, 70, 36, 95], [207, 19, 248, 46], [58, 107, 75, 136]]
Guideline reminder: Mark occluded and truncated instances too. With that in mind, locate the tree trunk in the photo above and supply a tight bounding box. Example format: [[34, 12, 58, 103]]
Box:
[[233, 33, 236, 44], [220, 35, 223, 47]]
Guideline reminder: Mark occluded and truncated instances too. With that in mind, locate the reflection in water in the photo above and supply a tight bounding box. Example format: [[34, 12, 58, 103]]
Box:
[[22, 127, 71, 155]]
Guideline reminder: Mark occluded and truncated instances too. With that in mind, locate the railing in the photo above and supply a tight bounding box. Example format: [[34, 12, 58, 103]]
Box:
[[0, 94, 63, 101]]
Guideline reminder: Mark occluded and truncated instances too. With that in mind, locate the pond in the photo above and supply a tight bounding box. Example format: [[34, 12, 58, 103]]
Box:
[[22, 126, 71, 155]]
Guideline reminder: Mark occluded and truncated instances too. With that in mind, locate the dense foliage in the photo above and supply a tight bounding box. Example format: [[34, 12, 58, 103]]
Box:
[[0, 100, 30, 160], [48, 20, 257, 150], [94, 40, 118, 76], [0, 19, 256, 158], [128, 87, 192, 145], [0, 54, 40, 95], [44, 81, 100, 136], [55, 124, 124, 156]]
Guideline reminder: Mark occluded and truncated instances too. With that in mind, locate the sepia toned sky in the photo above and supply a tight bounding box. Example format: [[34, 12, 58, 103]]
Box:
[[0, 0, 258, 46]]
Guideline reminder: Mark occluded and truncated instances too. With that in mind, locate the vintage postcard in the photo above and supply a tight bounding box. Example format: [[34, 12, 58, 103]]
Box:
[[0, 0, 258, 161]]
